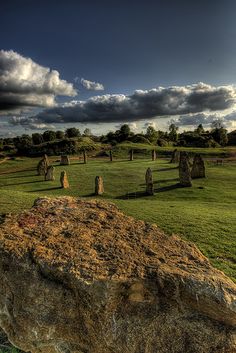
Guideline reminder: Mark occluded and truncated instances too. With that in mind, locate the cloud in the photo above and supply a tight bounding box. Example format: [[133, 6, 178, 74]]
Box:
[[28, 82, 235, 125], [81, 78, 104, 91], [143, 121, 158, 129], [9, 116, 55, 130], [0, 50, 77, 114]]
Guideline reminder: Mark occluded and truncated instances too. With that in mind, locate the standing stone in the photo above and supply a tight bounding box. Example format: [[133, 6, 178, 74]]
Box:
[[129, 149, 134, 161], [37, 156, 49, 176], [145, 168, 154, 195], [152, 149, 156, 161], [95, 176, 104, 195], [60, 155, 70, 165], [60, 171, 69, 189], [179, 152, 192, 187], [191, 154, 206, 179], [45, 166, 55, 181], [170, 149, 180, 163], [109, 150, 113, 162], [83, 150, 87, 164]]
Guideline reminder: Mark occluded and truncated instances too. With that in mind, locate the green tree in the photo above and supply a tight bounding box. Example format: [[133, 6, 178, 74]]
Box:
[[168, 123, 179, 142], [42, 130, 56, 142], [145, 126, 159, 143], [195, 124, 204, 135], [32, 133, 43, 145], [117, 124, 131, 141], [55, 130, 65, 140], [65, 127, 81, 138]]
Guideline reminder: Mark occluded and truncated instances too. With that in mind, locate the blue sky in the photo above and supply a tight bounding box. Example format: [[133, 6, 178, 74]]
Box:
[[1, 0, 236, 136]]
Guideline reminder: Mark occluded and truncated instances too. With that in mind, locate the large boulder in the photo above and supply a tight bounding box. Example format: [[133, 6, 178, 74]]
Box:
[[0, 197, 235, 353]]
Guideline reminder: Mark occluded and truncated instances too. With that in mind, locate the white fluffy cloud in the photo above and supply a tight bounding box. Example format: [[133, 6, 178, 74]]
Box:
[[81, 78, 104, 91], [0, 50, 77, 114], [29, 82, 236, 125]]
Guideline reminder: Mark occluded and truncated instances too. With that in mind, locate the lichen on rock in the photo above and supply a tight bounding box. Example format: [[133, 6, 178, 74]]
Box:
[[0, 197, 235, 353]]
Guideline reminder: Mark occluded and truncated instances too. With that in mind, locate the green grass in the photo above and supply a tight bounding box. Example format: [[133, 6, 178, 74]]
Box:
[[0, 154, 235, 281]]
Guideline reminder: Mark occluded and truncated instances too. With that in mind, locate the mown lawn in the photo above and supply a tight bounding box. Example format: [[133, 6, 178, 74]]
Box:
[[0, 153, 235, 281]]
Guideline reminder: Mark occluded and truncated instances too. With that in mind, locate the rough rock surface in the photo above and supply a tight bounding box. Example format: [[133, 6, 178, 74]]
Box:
[[179, 152, 192, 187], [37, 155, 49, 176], [95, 176, 104, 195], [45, 166, 55, 181], [191, 154, 206, 179], [60, 171, 69, 188], [145, 168, 154, 195], [151, 150, 156, 161], [0, 197, 236, 353], [129, 149, 134, 161], [60, 155, 70, 166], [170, 149, 180, 163]]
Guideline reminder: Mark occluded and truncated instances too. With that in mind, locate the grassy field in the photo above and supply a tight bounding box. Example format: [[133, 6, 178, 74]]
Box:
[[0, 152, 235, 282]]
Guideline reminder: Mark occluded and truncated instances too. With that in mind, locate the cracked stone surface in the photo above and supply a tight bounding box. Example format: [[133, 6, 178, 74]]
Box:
[[0, 197, 235, 353]]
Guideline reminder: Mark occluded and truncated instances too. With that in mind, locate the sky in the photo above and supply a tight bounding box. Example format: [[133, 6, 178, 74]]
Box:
[[1, 0, 236, 137]]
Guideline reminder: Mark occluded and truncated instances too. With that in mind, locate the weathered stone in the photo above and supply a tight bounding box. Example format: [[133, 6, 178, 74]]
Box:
[[83, 150, 87, 164], [152, 149, 156, 161], [109, 150, 113, 162], [129, 149, 134, 161], [145, 167, 154, 195], [60, 155, 70, 165], [37, 155, 49, 176], [95, 176, 104, 195], [45, 166, 55, 181], [0, 197, 236, 353], [60, 171, 69, 188], [191, 154, 206, 179], [170, 149, 180, 163], [179, 151, 192, 186]]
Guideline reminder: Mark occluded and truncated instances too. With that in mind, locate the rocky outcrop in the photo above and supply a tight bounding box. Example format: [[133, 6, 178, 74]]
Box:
[[0, 197, 235, 353]]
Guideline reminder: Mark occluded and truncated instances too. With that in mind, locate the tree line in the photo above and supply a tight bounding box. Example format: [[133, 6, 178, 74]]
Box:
[[0, 123, 235, 156]]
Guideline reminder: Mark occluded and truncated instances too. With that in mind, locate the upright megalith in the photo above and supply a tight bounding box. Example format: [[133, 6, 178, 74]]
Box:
[[109, 150, 113, 162], [60, 155, 70, 165], [60, 171, 69, 188], [129, 149, 134, 161], [191, 154, 206, 179], [152, 149, 156, 161], [170, 149, 180, 163], [83, 150, 87, 164], [95, 176, 104, 195], [45, 166, 55, 181], [145, 167, 154, 195], [37, 154, 49, 176], [179, 151, 192, 187], [0, 196, 236, 353]]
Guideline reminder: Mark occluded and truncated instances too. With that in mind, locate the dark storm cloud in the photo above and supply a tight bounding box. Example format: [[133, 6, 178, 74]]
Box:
[[29, 83, 236, 125], [0, 50, 77, 114]]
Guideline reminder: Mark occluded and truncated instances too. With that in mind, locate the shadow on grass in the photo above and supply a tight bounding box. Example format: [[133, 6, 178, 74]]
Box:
[[116, 190, 148, 200], [0, 167, 36, 175], [7, 174, 38, 179], [155, 166, 178, 172], [0, 180, 43, 187], [28, 187, 62, 192], [155, 183, 181, 192], [139, 178, 179, 187]]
